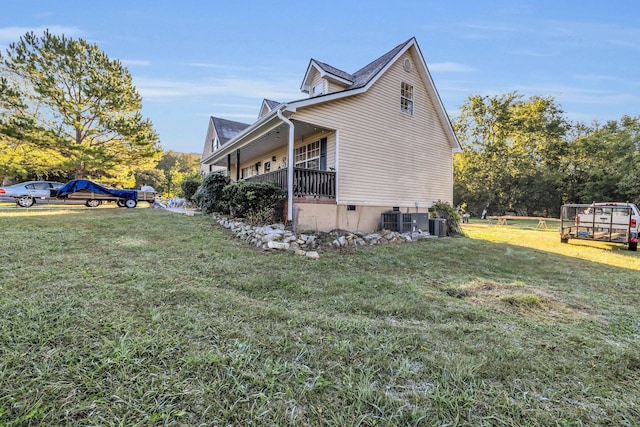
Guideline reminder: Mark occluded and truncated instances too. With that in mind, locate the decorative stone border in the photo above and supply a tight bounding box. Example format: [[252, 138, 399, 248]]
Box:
[[212, 214, 436, 259]]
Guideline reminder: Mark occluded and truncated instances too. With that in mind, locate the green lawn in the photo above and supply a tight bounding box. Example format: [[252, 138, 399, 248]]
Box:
[[1, 207, 639, 426]]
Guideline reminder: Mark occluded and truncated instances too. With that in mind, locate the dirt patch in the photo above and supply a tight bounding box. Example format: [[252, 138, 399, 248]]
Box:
[[431, 280, 591, 320]]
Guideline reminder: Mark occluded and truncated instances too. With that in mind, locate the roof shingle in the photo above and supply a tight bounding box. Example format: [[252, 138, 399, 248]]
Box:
[[212, 117, 250, 145]]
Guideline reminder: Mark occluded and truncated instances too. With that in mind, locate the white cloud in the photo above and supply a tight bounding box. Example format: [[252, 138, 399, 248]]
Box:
[[429, 62, 474, 72], [121, 59, 151, 67], [135, 76, 301, 103]]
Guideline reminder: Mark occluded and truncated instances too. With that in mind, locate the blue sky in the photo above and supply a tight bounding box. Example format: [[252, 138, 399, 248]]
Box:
[[1, 0, 639, 154]]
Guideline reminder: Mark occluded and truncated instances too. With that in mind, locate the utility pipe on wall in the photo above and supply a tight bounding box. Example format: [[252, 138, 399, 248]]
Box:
[[276, 109, 295, 223]]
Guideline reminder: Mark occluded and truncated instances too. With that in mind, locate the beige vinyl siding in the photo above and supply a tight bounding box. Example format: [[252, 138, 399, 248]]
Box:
[[201, 123, 215, 159], [199, 121, 217, 174], [292, 48, 454, 207], [327, 80, 347, 94], [258, 103, 270, 118], [309, 72, 324, 96]]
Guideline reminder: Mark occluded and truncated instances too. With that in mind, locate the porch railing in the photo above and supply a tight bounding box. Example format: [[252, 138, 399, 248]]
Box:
[[245, 168, 335, 198]]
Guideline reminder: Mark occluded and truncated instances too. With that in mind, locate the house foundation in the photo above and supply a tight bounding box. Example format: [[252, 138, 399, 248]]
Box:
[[294, 201, 431, 234]]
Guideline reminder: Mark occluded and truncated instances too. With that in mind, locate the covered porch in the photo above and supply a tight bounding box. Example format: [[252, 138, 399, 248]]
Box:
[[245, 167, 335, 199], [201, 107, 337, 221]]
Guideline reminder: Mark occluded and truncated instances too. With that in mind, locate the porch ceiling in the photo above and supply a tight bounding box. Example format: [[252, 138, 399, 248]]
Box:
[[212, 119, 333, 167]]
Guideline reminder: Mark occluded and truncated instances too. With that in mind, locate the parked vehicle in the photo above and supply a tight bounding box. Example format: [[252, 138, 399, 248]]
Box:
[[1, 179, 157, 209], [0, 181, 66, 207], [560, 202, 639, 251], [51, 179, 156, 208]]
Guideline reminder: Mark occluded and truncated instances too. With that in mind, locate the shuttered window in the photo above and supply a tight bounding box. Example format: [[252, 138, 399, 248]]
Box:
[[295, 140, 321, 169]]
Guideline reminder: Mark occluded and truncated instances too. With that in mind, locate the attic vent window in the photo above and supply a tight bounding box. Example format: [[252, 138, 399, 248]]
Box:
[[312, 81, 324, 97], [403, 58, 412, 72], [400, 82, 414, 115]]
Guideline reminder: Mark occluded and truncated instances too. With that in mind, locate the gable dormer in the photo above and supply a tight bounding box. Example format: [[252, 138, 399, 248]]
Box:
[[300, 59, 354, 97], [258, 99, 281, 119]]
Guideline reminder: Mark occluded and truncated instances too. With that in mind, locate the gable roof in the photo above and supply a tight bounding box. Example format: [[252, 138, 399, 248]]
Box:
[[300, 39, 413, 94], [347, 38, 412, 90], [292, 37, 461, 151], [263, 99, 281, 110], [202, 37, 461, 165], [258, 99, 282, 118], [301, 60, 354, 92], [211, 116, 250, 145]]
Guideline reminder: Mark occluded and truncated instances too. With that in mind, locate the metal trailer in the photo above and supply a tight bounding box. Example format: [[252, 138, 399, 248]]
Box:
[[59, 189, 156, 208], [560, 203, 638, 251], [51, 179, 156, 208]]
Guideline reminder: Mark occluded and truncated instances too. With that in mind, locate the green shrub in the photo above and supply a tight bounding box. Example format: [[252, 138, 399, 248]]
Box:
[[181, 178, 201, 202], [429, 200, 464, 237], [223, 180, 286, 224], [192, 171, 231, 213]]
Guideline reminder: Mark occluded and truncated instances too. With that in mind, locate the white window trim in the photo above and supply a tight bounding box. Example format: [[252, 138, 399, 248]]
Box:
[[312, 81, 324, 97], [401, 82, 414, 116], [241, 165, 257, 179], [295, 140, 321, 169]]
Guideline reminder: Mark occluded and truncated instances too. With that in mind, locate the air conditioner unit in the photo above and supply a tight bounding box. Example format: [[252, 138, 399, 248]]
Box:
[[380, 212, 429, 233], [429, 218, 447, 237]]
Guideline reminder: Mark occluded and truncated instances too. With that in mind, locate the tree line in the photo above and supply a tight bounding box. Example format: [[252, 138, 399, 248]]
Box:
[[453, 92, 640, 217], [0, 30, 200, 195], [3, 32, 637, 209]]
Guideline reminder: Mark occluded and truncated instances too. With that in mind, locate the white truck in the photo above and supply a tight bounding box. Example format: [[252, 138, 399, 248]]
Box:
[[560, 202, 639, 251]]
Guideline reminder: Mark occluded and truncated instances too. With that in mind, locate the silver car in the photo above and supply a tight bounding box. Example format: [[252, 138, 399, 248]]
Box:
[[0, 181, 66, 207]]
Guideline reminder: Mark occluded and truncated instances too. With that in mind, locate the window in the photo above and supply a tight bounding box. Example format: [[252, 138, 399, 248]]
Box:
[[312, 81, 324, 97], [241, 166, 256, 179], [29, 183, 50, 190], [295, 140, 321, 169], [211, 137, 219, 151], [401, 82, 413, 115]]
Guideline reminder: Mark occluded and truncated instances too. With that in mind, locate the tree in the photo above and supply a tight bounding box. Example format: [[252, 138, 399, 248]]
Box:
[[134, 168, 166, 194], [454, 92, 569, 216], [156, 151, 201, 197], [0, 69, 65, 182], [0, 30, 160, 186], [564, 116, 640, 204]]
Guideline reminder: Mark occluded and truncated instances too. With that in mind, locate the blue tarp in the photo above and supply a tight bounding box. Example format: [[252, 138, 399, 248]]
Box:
[[53, 179, 138, 200]]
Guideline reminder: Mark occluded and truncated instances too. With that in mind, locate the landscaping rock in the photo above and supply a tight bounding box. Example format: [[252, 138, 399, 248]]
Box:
[[210, 214, 436, 259], [305, 251, 320, 260], [267, 241, 289, 250]]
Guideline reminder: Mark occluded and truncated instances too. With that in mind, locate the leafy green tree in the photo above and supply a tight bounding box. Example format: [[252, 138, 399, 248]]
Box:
[[156, 151, 201, 197], [564, 116, 640, 204], [0, 69, 63, 182], [0, 30, 160, 186], [454, 92, 569, 216], [134, 168, 166, 193]]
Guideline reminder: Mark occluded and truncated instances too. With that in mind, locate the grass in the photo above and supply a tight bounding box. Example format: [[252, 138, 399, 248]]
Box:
[[1, 207, 639, 426]]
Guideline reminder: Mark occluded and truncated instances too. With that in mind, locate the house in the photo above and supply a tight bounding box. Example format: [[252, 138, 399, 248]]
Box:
[[199, 116, 251, 175], [200, 37, 462, 233]]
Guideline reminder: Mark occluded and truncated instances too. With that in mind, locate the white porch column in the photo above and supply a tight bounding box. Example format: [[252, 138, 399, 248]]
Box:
[[276, 110, 295, 223]]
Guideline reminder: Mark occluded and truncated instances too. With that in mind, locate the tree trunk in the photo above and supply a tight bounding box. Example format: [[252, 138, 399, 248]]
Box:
[[74, 161, 85, 179]]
